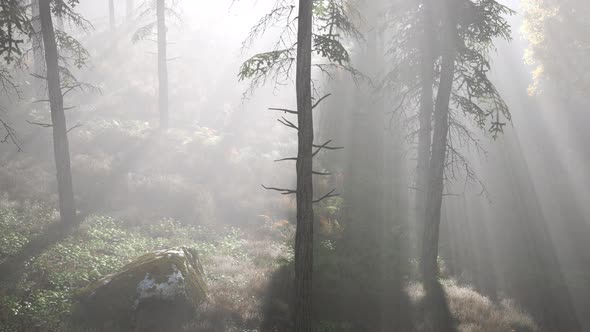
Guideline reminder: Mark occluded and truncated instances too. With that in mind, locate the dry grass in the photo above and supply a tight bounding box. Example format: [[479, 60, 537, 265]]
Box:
[[407, 280, 538, 332], [188, 223, 293, 332]]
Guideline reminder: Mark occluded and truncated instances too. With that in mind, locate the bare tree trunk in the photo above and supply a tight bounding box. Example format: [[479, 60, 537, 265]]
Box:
[[415, 0, 435, 254], [39, 0, 76, 227], [31, 0, 44, 95], [157, 0, 169, 129], [126, 0, 134, 21], [420, 1, 457, 287], [109, 0, 115, 31], [294, 0, 313, 331]]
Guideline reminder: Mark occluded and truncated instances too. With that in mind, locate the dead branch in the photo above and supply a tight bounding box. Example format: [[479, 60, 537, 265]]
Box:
[[66, 122, 82, 134], [274, 157, 298, 162], [313, 189, 339, 203], [312, 93, 332, 109], [277, 117, 298, 130], [313, 140, 344, 156], [30, 73, 47, 81], [269, 107, 297, 115], [262, 184, 296, 195], [61, 84, 81, 97], [0, 118, 22, 151], [26, 120, 52, 128]]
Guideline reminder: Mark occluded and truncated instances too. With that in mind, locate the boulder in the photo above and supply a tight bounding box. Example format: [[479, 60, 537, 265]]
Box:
[[74, 247, 207, 332]]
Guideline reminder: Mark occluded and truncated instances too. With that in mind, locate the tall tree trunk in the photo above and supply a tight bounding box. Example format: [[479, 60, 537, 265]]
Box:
[[39, 0, 76, 227], [109, 0, 115, 31], [31, 0, 44, 95], [157, 0, 169, 129], [420, 2, 457, 287], [415, 0, 435, 255], [126, 0, 134, 21], [294, 0, 313, 331]]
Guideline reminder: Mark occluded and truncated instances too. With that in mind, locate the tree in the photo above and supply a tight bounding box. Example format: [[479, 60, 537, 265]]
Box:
[[420, 0, 458, 287], [523, 0, 590, 96], [414, 0, 435, 251], [293, 1, 313, 329], [384, 0, 512, 286], [132, 0, 172, 129], [0, 0, 34, 94], [0, 0, 29, 63], [240, 1, 360, 330], [0, 0, 89, 183], [422, 0, 513, 286], [39, 0, 76, 226], [31, 0, 45, 93]]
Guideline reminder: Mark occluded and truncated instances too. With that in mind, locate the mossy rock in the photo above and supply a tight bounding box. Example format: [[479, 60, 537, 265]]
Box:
[[73, 247, 207, 332]]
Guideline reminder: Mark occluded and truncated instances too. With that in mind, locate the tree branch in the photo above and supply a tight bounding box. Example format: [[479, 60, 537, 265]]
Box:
[[313, 140, 344, 156], [312, 93, 332, 109], [277, 117, 298, 130], [66, 122, 82, 134], [274, 157, 298, 162], [26, 120, 52, 128], [269, 107, 297, 115], [262, 184, 296, 195], [313, 189, 338, 203]]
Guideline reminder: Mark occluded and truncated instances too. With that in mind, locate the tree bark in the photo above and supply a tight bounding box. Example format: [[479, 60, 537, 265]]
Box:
[[39, 0, 76, 227], [420, 1, 457, 287], [157, 0, 169, 129], [109, 0, 115, 31], [294, 0, 314, 331], [415, 0, 435, 254]]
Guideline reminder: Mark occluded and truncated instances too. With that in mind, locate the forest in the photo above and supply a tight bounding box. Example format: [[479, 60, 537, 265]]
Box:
[[0, 0, 589, 331]]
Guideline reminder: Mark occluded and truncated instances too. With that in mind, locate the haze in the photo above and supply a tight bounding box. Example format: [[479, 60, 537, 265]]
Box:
[[0, 0, 588, 331]]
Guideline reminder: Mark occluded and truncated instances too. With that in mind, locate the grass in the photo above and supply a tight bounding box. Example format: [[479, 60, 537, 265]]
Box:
[[0, 198, 539, 332], [0, 199, 293, 332], [407, 280, 538, 332]]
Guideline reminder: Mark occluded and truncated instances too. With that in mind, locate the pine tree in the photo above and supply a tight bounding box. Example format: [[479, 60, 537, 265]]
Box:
[[39, 0, 76, 226], [239, 1, 360, 330], [293, 2, 314, 329], [132, 0, 173, 129]]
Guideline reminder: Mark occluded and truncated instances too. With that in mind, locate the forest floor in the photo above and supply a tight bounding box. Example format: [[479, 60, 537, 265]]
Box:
[[0, 197, 537, 332]]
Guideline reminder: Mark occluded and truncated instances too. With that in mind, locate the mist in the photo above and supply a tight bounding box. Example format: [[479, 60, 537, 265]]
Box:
[[0, 0, 588, 331]]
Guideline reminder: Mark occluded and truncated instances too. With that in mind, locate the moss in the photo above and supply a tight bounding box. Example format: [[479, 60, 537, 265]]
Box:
[[74, 247, 207, 330]]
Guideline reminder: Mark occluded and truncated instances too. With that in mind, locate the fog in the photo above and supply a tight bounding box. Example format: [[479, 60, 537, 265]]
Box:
[[0, 0, 588, 331]]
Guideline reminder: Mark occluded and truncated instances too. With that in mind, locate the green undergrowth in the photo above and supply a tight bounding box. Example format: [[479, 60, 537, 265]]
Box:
[[0, 199, 293, 332], [0, 197, 538, 332]]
